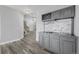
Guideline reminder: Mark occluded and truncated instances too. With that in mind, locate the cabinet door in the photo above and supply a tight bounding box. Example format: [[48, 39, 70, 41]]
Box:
[[60, 40, 75, 54], [51, 6, 75, 20], [43, 32, 50, 50], [42, 13, 51, 21], [52, 11, 61, 20], [60, 35, 75, 54], [63, 6, 75, 18], [39, 32, 44, 47], [50, 33, 60, 53]]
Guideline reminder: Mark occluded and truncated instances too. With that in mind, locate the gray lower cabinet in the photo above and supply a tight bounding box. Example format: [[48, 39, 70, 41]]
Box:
[[43, 32, 50, 50], [50, 33, 60, 53], [60, 34, 76, 54], [60, 40, 75, 54], [39, 32, 50, 50], [39, 32, 76, 54], [39, 32, 44, 47], [50, 38, 60, 53]]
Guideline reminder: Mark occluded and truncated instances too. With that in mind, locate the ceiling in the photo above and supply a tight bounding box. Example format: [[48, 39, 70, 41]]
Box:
[[7, 5, 71, 17]]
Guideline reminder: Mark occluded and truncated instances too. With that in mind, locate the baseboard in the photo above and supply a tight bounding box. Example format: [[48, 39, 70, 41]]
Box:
[[0, 36, 24, 45]]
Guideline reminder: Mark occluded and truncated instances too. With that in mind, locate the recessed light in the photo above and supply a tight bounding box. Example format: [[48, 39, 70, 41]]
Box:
[[24, 8, 32, 14]]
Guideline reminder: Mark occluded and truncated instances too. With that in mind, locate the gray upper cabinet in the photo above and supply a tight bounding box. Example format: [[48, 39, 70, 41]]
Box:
[[62, 6, 75, 19], [42, 6, 75, 21], [51, 10, 61, 20], [42, 13, 51, 21], [51, 6, 75, 20]]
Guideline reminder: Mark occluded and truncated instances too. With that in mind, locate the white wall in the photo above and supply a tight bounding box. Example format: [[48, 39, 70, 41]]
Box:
[[0, 6, 24, 44], [74, 5, 79, 53]]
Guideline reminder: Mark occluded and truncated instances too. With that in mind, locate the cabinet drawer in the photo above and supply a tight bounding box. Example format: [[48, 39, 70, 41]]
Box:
[[60, 34, 75, 42], [50, 33, 60, 40], [43, 32, 49, 38]]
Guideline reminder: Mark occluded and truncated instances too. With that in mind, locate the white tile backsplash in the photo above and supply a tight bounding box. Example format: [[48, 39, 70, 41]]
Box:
[[45, 19, 72, 34]]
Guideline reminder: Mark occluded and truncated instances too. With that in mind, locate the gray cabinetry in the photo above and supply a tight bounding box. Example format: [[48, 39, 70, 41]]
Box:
[[39, 32, 76, 54], [42, 6, 75, 21]]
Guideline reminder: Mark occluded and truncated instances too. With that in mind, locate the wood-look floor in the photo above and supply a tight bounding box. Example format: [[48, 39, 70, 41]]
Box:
[[0, 31, 50, 54]]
